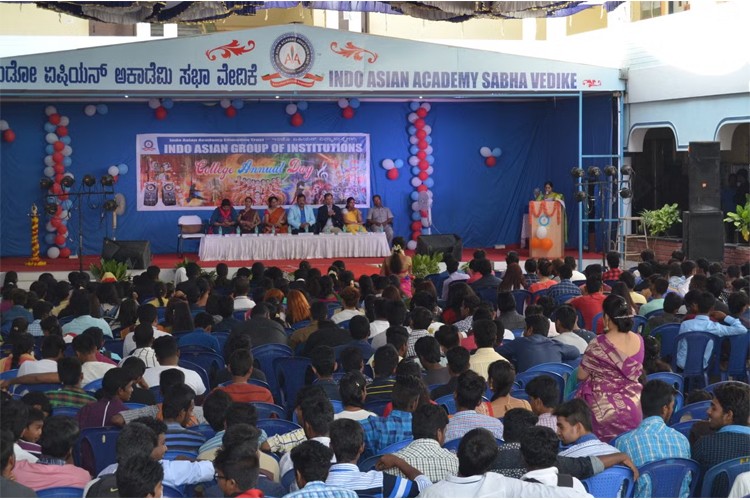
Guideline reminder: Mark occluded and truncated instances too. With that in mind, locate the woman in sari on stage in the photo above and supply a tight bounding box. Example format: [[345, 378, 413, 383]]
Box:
[[208, 198, 238, 234], [342, 197, 367, 233], [576, 294, 644, 443], [238, 196, 261, 234], [262, 195, 288, 234], [535, 180, 568, 243]]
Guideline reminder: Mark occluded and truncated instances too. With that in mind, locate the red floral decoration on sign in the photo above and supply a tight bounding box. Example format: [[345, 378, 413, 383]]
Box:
[[330, 41, 378, 63], [205, 40, 256, 61]]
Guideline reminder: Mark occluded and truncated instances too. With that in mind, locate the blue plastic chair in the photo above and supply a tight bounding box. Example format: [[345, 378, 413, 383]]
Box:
[[511, 328, 524, 338], [252, 402, 287, 419], [510, 290, 531, 314], [75, 426, 120, 476], [700, 456, 750, 498], [281, 469, 296, 493], [475, 287, 498, 308], [53, 406, 81, 417], [103, 338, 124, 358], [359, 453, 383, 471], [531, 288, 550, 304], [83, 378, 103, 393], [669, 419, 699, 440], [162, 484, 186, 498], [637, 458, 700, 498], [646, 372, 684, 394], [233, 310, 249, 321], [36, 487, 85, 498], [149, 385, 164, 403], [525, 362, 575, 377], [672, 331, 720, 389], [289, 320, 311, 331], [705, 380, 744, 394], [13, 383, 61, 397], [0, 368, 18, 380], [632, 315, 647, 334], [212, 331, 230, 353], [191, 423, 216, 440], [256, 418, 301, 437], [326, 302, 343, 318], [592, 312, 604, 333], [337, 319, 351, 330], [178, 359, 210, 393], [644, 309, 664, 319], [273, 356, 312, 412], [554, 293, 579, 306], [364, 399, 390, 417], [164, 449, 198, 461], [252, 343, 293, 402], [669, 400, 711, 425], [510, 388, 530, 401], [581, 465, 635, 498], [425, 273, 448, 297], [442, 438, 461, 452], [651, 323, 681, 361], [379, 439, 412, 454], [516, 371, 566, 402], [436, 394, 457, 415], [156, 307, 167, 323], [721, 333, 750, 381], [179, 350, 224, 387], [124, 402, 146, 410]]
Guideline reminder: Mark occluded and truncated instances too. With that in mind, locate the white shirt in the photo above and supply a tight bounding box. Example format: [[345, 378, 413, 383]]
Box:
[[553, 331, 589, 355], [14, 443, 38, 463], [119, 347, 160, 368], [233, 296, 256, 311], [441, 271, 471, 301], [334, 409, 376, 421], [82, 361, 115, 386], [123, 327, 171, 358], [730, 471, 750, 498], [93, 458, 214, 490], [143, 364, 206, 395], [279, 436, 332, 480], [331, 309, 365, 324], [17, 359, 57, 377], [570, 270, 587, 282], [418, 472, 591, 498], [369, 320, 389, 339], [521, 467, 587, 495]]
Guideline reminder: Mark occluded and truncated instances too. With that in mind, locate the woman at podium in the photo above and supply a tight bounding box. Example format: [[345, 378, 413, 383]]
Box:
[[535, 181, 567, 243]]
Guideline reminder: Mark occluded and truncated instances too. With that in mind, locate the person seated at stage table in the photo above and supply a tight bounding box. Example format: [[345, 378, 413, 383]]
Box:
[[209, 198, 238, 234], [287, 193, 317, 234], [315, 192, 344, 233], [237, 196, 261, 234], [366, 194, 394, 243], [262, 195, 288, 233], [342, 197, 367, 233]]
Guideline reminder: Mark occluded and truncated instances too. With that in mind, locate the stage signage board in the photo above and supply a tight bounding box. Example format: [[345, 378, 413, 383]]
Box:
[[135, 133, 370, 211]]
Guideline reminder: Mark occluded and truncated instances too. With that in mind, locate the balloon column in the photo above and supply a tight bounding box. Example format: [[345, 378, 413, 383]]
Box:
[[25, 204, 46, 267], [148, 98, 174, 120], [42, 106, 73, 259], [406, 101, 434, 251], [479, 146, 503, 167], [337, 98, 360, 119], [0, 118, 15, 142], [381, 158, 404, 181], [285, 101, 308, 127], [220, 98, 244, 118]]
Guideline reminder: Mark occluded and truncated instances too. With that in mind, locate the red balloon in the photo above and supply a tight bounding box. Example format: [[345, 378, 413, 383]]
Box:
[[55, 174, 64, 184], [290, 112, 303, 127], [59, 247, 71, 258], [342, 106, 354, 119], [225, 106, 237, 118], [51, 184, 62, 195], [411, 221, 422, 231], [54, 234, 66, 246], [417, 185, 428, 192], [53, 164, 64, 174], [418, 171, 428, 181], [420, 210, 428, 217], [414, 118, 425, 129], [55, 205, 62, 215], [541, 238, 554, 251], [419, 160, 429, 170], [52, 152, 63, 163], [485, 156, 497, 167], [56, 126, 68, 137], [417, 151, 427, 160], [411, 231, 421, 241], [417, 140, 428, 150], [386, 168, 399, 180], [59, 194, 69, 201], [416, 108, 427, 118], [2, 129, 15, 142], [53, 141, 64, 152], [48, 114, 61, 125], [416, 131, 427, 141], [155, 107, 167, 120]]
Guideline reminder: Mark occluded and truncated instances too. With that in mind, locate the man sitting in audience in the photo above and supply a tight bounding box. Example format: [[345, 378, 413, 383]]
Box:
[[0, 428, 36, 497], [301, 314, 352, 357], [120, 323, 159, 368], [554, 399, 620, 458], [231, 303, 287, 347], [116, 458, 163, 499], [361, 375, 422, 456], [286, 440, 356, 498], [142, 336, 206, 395], [162, 383, 206, 456], [18, 334, 64, 376], [453, 295, 481, 334], [445, 370, 504, 442], [216, 349, 274, 404], [372, 300, 409, 349], [405, 306, 432, 358], [288, 301, 328, 351], [122, 304, 170, 357], [327, 418, 428, 497], [491, 408, 538, 479], [639, 277, 670, 318], [602, 252, 623, 282], [337, 315, 374, 362], [520, 426, 588, 494], [45, 357, 97, 409], [469, 319, 506, 380], [214, 295, 241, 333], [643, 290, 683, 336], [310, 345, 340, 401], [331, 286, 364, 324], [13, 415, 91, 491], [469, 258, 501, 292], [441, 257, 470, 301], [569, 276, 606, 332], [620, 271, 647, 310], [232, 277, 256, 312], [496, 292, 526, 331], [214, 437, 263, 498], [547, 265, 582, 303], [415, 336, 450, 386], [366, 345, 399, 402], [430, 346, 471, 401], [177, 312, 220, 352], [553, 305, 590, 355], [498, 315, 579, 373], [78, 367, 133, 429], [616, 379, 691, 498]]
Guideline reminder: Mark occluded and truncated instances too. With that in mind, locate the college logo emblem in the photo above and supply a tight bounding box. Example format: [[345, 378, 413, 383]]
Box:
[[142, 139, 156, 151], [262, 33, 323, 88]]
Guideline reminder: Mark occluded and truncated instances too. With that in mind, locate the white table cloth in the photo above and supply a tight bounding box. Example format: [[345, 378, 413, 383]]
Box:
[[198, 232, 391, 261]]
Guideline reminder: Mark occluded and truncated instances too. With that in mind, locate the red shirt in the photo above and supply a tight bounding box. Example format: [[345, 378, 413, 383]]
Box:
[[528, 279, 556, 294], [570, 293, 607, 332], [461, 335, 477, 351], [216, 383, 274, 404], [602, 268, 623, 281], [237, 488, 264, 498]]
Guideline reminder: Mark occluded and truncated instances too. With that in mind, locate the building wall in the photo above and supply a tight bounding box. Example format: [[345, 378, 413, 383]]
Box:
[[0, 3, 89, 35]]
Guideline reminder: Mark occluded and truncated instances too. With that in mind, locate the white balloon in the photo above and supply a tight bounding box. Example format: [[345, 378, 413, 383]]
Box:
[[480, 146, 492, 158], [285, 103, 298, 116], [44, 156, 55, 167], [425, 145, 433, 155], [382, 159, 395, 170], [409, 136, 418, 145], [408, 156, 419, 167], [407, 113, 418, 123], [45, 133, 58, 144], [59, 116, 69, 126], [337, 98, 349, 109], [0, 120, 8, 131], [84, 105, 97, 116], [406, 240, 417, 250], [46, 222, 55, 232], [536, 226, 548, 239], [43, 166, 55, 177], [411, 202, 420, 211], [62, 145, 72, 156], [410, 177, 422, 187], [45, 105, 57, 116], [426, 166, 434, 175], [423, 125, 432, 135], [421, 217, 430, 227], [108, 165, 120, 176], [47, 247, 60, 259], [148, 98, 161, 110], [220, 99, 231, 109], [420, 103, 431, 112], [60, 209, 69, 219]]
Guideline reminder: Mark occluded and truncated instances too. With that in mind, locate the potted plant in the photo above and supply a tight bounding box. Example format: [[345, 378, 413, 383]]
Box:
[[640, 203, 682, 237], [412, 252, 443, 279], [724, 194, 750, 243], [90, 259, 129, 282]]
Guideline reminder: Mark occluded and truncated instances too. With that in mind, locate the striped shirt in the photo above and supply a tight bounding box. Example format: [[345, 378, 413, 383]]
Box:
[[198, 428, 269, 457], [325, 463, 426, 498], [384, 438, 458, 483], [120, 347, 159, 368], [164, 422, 206, 454], [445, 410, 504, 442], [558, 433, 620, 458], [537, 412, 558, 432], [284, 480, 357, 498], [547, 280, 583, 302], [365, 377, 395, 402], [45, 387, 96, 409]]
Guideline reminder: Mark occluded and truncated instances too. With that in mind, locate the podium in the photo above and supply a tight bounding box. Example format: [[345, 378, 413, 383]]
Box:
[[529, 201, 564, 259]]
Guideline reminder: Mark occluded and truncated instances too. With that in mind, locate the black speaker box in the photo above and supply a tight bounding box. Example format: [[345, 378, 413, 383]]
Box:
[[688, 142, 721, 212], [102, 239, 152, 269], [416, 234, 462, 261], [683, 211, 724, 262]]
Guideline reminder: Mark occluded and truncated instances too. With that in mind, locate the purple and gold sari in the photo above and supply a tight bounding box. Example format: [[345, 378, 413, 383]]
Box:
[[576, 335, 644, 443]]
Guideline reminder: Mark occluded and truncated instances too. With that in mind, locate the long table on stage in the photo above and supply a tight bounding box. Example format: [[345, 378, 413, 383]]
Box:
[[198, 232, 391, 261]]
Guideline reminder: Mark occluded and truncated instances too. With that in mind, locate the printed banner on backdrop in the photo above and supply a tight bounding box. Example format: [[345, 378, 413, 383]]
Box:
[[136, 133, 370, 211]]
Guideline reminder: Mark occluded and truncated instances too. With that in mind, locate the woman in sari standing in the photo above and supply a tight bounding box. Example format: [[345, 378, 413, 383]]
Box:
[[238, 196, 261, 234], [342, 197, 367, 233], [576, 294, 644, 442], [263, 196, 288, 233]]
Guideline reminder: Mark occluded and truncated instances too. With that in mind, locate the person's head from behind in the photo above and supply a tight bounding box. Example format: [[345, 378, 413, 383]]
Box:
[[487, 360, 517, 398], [40, 334, 65, 361], [214, 443, 260, 496], [696, 291, 717, 315], [1, 428, 18, 477], [472, 319, 497, 348], [446, 346, 470, 376], [339, 370, 367, 408], [524, 259, 538, 275], [503, 408, 538, 443], [385, 299, 407, 327], [102, 367, 133, 401], [116, 422, 157, 465], [641, 379, 677, 423], [310, 345, 337, 378], [414, 336, 441, 367], [202, 389, 233, 433], [133, 323, 155, 349], [339, 286, 360, 309], [663, 292, 683, 314], [455, 370, 485, 410], [162, 383, 195, 427], [435, 324, 460, 352], [373, 344, 399, 378], [296, 386, 334, 438], [392, 374, 422, 413], [40, 415, 79, 459], [524, 314, 549, 337], [554, 305, 579, 333], [410, 306, 433, 331], [586, 276, 603, 294], [159, 368, 185, 395], [229, 349, 253, 379], [348, 315, 369, 341], [152, 335, 179, 365], [329, 418, 364, 463], [117, 457, 163, 498], [525, 375, 560, 415], [72, 332, 97, 360], [411, 403, 449, 445], [708, 382, 750, 430], [606, 251, 620, 270], [553, 398, 593, 444], [728, 292, 750, 317], [290, 440, 334, 489], [496, 292, 517, 315], [520, 426, 560, 471], [56, 357, 83, 388], [457, 428, 499, 477]]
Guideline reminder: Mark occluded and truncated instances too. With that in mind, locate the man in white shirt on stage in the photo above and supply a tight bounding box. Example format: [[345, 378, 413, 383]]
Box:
[[366, 194, 394, 244]]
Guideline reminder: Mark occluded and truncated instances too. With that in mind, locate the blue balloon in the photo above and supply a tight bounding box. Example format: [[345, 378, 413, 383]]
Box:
[[427, 155, 435, 164], [44, 123, 56, 133], [409, 102, 420, 111], [118, 164, 129, 175], [44, 233, 56, 245], [45, 145, 54, 155], [349, 98, 360, 109], [426, 136, 433, 144], [63, 157, 72, 167], [411, 211, 421, 221], [492, 147, 502, 157], [394, 159, 404, 169], [409, 145, 419, 155], [162, 98, 174, 110], [408, 126, 417, 135], [62, 200, 73, 210], [61, 218, 68, 225], [96, 104, 108, 115], [410, 192, 419, 201], [61, 136, 71, 145], [411, 167, 420, 176], [424, 178, 434, 188], [231, 99, 244, 110], [297, 101, 308, 111]]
